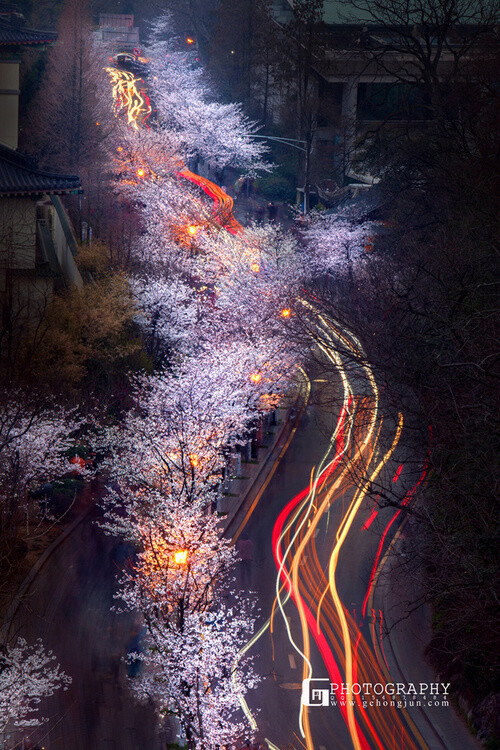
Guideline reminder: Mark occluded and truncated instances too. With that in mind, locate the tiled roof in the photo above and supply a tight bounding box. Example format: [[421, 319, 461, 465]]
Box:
[[0, 19, 56, 46], [0, 144, 82, 197]]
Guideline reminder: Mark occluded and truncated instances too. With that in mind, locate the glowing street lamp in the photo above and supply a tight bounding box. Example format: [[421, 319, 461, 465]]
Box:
[[250, 372, 262, 384], [136, 167, 146, 178], [281, 308, 291, 318], [251, 262, 260, 273], [173, 549, 189, 566], [187, 224, 198, 236], [186, 37, 194, 45]]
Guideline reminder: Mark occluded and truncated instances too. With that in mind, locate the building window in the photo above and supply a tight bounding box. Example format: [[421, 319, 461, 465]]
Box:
[[358, 82, 430, 121]]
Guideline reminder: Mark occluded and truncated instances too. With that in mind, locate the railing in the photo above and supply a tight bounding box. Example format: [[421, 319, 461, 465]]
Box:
[[47, 196, 83, 288]]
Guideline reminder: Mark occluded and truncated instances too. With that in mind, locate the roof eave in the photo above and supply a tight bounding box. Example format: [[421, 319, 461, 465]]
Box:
[[0, 188, 83, 197]]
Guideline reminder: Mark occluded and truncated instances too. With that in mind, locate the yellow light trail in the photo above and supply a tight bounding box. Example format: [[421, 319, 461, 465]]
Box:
[[236, 306, 429, 750], [106, 67, 152, 130]]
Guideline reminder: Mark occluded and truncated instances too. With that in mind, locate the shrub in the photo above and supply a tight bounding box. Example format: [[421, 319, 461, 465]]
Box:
[[255, 175, 296, 203]]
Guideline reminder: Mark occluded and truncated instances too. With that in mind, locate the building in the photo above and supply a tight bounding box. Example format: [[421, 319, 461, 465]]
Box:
[[0, 5, 83, 351], [0, 9, 58, 149], [313, 24, 448, 163], [0, 144, 82, 328], [270, 0, 491, 192], [96, 14, 140, 51]]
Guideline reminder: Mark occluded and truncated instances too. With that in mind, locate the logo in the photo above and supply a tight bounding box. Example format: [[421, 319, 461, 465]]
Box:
[[300, 680, 452, 709], [302, 678, 330, 706]]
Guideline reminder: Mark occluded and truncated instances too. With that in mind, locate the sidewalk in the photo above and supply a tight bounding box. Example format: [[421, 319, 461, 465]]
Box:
[[0, 480, 99, 643]]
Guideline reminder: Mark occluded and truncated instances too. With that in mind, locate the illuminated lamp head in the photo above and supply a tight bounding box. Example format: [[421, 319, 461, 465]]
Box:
[[281, 308, 291, 318], [187, 224, 197, 235], [136, 167, 146, 178], [251, 262, 260, 273], [186, 37, 194, 44], [174, 549, 189, 565], [250, 372, 262, 384]]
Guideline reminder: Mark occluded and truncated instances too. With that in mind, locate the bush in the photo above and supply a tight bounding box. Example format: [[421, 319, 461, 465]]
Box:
[[255, 175, 296, 203], [18, 274, 140, 388]]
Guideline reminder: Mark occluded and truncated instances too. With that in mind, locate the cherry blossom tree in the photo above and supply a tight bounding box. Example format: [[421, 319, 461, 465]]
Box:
[[102, 485, 236, 627], [129, 275, 197, 361], [133, 605, 257, 749], [104, 351, 265, 506], [0, 394, 83, 546], [101, 465, 258, 747], [146, 15, 270, 174], [99, 16, 305, 747], [300, 208, 376, 279], [0, 638, 71, 733]]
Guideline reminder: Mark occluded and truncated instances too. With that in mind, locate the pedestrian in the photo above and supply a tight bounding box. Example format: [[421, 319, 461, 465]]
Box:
[[267, 201, 277, 221]]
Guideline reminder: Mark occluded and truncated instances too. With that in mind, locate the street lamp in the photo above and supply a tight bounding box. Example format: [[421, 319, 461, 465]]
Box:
[[281, 308, 291, 318], [250, 372, 262, 384], [173, 549, 189, 566]]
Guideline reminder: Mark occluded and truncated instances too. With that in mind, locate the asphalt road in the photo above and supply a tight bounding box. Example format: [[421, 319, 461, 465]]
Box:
[[8, 519, 163, 750], [233, 334, 481, 750], [235, 377, 355, 749]]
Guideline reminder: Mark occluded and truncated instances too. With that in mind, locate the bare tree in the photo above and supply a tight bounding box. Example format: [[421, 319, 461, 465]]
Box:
[[281, 0, 325, 211], [339, 0, 499, 119], [24, 0, 114, 235], [209, 0, 281, 124]]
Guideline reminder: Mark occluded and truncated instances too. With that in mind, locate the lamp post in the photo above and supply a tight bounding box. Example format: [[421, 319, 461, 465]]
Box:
[[173, 548, 189, 631], [251, 134, 310, 213]]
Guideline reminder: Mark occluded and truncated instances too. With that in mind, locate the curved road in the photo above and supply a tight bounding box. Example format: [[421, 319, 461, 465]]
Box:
[[5, 318, 481, 750], [6, 64, 481, 750], [233, 313, 480, 750]]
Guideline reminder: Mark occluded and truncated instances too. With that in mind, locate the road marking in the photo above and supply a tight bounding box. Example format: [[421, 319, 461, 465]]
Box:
[[288, 653, 296, 669]]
